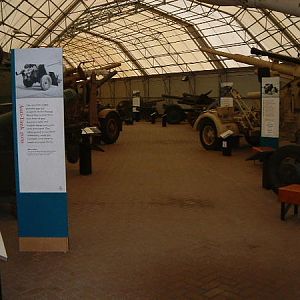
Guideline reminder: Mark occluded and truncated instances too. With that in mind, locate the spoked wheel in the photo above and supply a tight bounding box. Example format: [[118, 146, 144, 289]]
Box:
[[40, 75, 52, 91], [199, 118, 221, 150], [165, 105, 185, 124], [100, 113, 121, 144], [244, 133, 260, 147], [267, 145, 300, 191]]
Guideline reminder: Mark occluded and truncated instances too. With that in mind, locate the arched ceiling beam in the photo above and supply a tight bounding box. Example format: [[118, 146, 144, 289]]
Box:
[[82, 31, 148, 76], [32, 0, 83, 48], [196, 0, 300, 17], [35, 1, 224, 70], [197, 2, 299, 53], [194, 2, 266, 51], [63, 55, 76, 68], [260, 9, 300, 52], [137, 4, 224, 69]]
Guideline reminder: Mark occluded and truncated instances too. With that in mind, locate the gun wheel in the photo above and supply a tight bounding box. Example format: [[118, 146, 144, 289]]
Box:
[[199, 118, 221, 150], [23, 79, 33, 87], [267, 145, 300, 191], [40, 75, 52, 91], [165, 105, 185, 124], [100, 113, 121, 144]]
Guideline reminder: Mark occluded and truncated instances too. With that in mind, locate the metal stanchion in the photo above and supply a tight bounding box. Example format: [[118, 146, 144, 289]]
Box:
[[162, 114, 167, 127], [79, 134, 92, 175]]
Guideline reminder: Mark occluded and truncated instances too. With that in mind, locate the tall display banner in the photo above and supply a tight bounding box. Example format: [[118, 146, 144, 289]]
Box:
[[12, 48, 68, 252], [260, 77, 280, 149]]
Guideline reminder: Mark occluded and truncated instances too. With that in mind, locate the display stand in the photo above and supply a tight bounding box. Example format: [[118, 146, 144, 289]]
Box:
[[12, 48, 68, 252], [79, 127, 101, 175], [260, 77, 280, 148]]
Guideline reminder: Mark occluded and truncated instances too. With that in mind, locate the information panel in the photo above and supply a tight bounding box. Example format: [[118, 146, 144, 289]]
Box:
[[12, 48, 68, 251], [13, 48, 66, 192], [261, 77, 280, 138]]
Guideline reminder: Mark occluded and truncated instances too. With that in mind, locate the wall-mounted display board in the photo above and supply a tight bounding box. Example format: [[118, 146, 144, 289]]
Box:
[[12, 48, 68, 252], [261, 77, 280, 148]]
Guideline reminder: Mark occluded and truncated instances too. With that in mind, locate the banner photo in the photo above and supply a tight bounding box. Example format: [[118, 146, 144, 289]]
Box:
[[13, 48, 66, 193]]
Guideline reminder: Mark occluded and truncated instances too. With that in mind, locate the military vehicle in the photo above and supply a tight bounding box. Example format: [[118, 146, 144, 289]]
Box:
[[16, 63, 61, 91], [161, 91, 217, 125], [0, 48, 14, 195], [0, 47, 122, 194], [197, 46, 300, 190], [198, 0, 300, 17], [193, 86, 260, 150], [63, 64, 122, 163]]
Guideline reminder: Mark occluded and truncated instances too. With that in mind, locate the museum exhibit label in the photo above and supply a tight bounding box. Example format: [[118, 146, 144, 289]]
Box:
[[261, 77, 280, 148], [12, 48, 69, 252]]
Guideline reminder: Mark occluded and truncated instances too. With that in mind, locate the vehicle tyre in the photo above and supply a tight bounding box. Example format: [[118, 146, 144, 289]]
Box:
[[267, 145, 300, 191], [165, 105, 185, 124], [100, 113, 121, 144], [244, 133, 260, 147], [199, 118, 221, 150], [187, 111, 199, 126], [40, 75, 52, 91], [23, 79, 33, 87]]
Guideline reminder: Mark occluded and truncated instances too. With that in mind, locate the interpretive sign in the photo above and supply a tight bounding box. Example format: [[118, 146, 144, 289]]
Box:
[[12, 48, 68, 252], [260, 77, 280, 148], [220, 97, 233, 107]]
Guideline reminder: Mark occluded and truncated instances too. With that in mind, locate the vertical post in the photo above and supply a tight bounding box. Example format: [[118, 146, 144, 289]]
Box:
[[80, 134, 92, 175], [162, 114, 167, 127]]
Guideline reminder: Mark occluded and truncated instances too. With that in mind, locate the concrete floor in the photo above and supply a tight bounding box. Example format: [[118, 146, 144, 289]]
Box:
[[1, 122, 300, 299]]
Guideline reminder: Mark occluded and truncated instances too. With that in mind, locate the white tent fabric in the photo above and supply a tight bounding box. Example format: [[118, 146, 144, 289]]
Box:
[[1, 0, 299, 77]]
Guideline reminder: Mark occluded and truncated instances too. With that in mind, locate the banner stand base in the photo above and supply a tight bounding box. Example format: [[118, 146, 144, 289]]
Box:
[[19, 237, 69, 252]]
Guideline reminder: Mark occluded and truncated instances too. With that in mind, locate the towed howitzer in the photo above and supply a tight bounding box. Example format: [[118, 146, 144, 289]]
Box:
[[197, 0, 300, 17], [16, 63, 61, 91], [63, 66, 122, 163], [0, 59, 122, 195], [250, 48, 300, 66], [200, 47, 300, 78], [199, 46, 300, 190], [161, 91, 217, 125]]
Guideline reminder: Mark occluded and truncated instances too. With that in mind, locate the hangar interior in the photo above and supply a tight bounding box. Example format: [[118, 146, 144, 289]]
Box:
[[1, 0, 300, 299]]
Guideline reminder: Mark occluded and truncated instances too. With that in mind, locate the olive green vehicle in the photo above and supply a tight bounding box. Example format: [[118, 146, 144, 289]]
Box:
[[0, 48, 122, 195]]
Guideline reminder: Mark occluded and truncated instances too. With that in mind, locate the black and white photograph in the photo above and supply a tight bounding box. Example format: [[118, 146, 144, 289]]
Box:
[[262, 77, 280, 97], [14, 48, 63, 99]]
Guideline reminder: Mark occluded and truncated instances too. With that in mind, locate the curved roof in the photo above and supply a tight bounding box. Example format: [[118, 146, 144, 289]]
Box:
[[1, 0, 299, 77]]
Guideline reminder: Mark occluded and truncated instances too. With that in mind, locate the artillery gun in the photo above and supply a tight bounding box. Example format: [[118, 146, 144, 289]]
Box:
[[0, 48, 122, 195], [63, 64, 122, 163], [161, 91, 217, 125], [194, 86, 261, 150], [16, 63, 61, 91], [198, 46, 300, 190]]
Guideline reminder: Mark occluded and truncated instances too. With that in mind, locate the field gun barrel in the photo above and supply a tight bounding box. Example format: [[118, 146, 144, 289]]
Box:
[[200, 47, 300, 77], [251, 48, 300, 65], [95, 70, 118, 86], [161, 94, 183, 100]]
